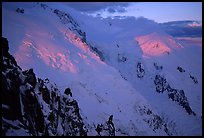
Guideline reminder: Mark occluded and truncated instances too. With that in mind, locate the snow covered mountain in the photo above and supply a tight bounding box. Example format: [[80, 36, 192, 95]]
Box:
[[2, 2, 202, 136], [160, 20, 202, 37], [2, 37, 88, 136]]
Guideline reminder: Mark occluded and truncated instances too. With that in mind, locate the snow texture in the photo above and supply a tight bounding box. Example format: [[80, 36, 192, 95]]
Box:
[[2, 2, 202, 136]]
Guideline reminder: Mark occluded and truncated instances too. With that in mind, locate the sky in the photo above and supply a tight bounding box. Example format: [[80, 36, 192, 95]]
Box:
[[64, 2, 202, 23]]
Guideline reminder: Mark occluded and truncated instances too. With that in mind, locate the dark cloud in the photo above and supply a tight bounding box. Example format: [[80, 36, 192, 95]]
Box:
[[107, 6, 127, 13], [63, 2, 130, 12], [107, 7, 116, 13]]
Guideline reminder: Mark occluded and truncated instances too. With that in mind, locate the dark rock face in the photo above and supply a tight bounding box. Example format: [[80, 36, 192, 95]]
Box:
[[64, 88, 72, 97], [22, 69, 37, 88], [53, 9, 78, 26], [154, 62, 163, 71], [2, 38, 23, 122], [53, 8, 87, 43], [20, 88, 45, 135], [138, 106, 168, 134], [167, 87, 196, 116], [1, 37, 87, 136], [154, 74, 196, 116], [137, 105, 178, 136], [189, 74, 198, 84], [60, 95, 88, 136], [54, 7, 107, 64], [38, 78, 51, 104], [95, 115, 115, 136], [176, 67, 198, 84], [2, 37, 9, 53], [137, 62, 145, 78], [177, 66, 185, 73], [16, 8, 24, 13], [154, 75, 168, 93], [53, 8, 107, 63], [89, 45, 105, 61]]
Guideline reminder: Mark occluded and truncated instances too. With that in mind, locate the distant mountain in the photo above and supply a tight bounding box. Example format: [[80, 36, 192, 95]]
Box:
[[159, 20, 202, 37]]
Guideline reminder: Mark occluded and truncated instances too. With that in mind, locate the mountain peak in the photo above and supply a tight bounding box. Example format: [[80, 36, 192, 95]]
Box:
[[2, 2, 202, 136]]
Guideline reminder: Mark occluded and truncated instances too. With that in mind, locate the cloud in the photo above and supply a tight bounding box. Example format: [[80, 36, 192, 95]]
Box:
[[63, 2, 130, 12], [116, 7, 127, 13], [107, 6, 127, 13], [107, 7, 116, 13]]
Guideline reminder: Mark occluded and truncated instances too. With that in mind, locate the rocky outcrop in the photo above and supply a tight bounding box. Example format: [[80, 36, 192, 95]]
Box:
[[53, 8, 87, 42], [53, 9, 78, 27], [189, 74, 198, 84], [1, 37, 87, 136], [16, 8, 24, 14], [95, 115, 115, 136], [154, 74, 196, 116], [89, 45, 105, 62], [137, 62, 145, 78], [177, 66, 185, 73], [137, 106, 175, 136], [154, 62, 163, 71]]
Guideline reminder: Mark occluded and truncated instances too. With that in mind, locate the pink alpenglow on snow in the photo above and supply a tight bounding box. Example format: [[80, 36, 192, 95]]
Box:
[[2, 2, 202, 136], [135, 32, 182, 57]]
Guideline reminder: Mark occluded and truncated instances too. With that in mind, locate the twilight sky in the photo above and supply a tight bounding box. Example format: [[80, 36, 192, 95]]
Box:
[[64, 2, 202, 23]]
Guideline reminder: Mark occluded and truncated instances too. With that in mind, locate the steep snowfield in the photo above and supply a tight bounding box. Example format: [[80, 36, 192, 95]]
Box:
[[2, 2, 202, 136], [135, 31, 183, 56], [2, 37, 88, 136], [133, 35, 202, 135]]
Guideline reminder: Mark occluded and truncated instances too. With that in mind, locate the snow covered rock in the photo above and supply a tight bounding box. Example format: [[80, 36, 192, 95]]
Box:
[[95, 115, 115, 136], [2, 37, 87, 136], [2, 2, 202, 136], [16, 8, 24, 14], [154, 74, 196, 116], [189, 74, 198, 84], [137, 62, 145, 78], [177, 66, 185, 73]]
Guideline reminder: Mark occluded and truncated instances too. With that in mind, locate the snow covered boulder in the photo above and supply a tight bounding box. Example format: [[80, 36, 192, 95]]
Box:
[[95, 115, 115, 136], [137, 62, 145, 78], [154, 75, 168, 93], [177, 66, 185, 73], [16, 8, 24, 13]]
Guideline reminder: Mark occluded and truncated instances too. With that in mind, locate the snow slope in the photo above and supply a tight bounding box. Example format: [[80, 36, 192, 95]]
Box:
[[2, 37, 88, 136], [2, 2, 202, 136]]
